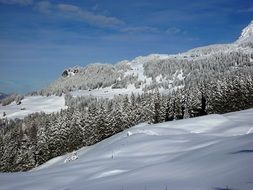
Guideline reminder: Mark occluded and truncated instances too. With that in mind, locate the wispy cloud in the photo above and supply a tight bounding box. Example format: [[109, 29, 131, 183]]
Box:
[[0, 0, 33, 5], [57, 4, 80, 12], [57, 3, 124, 28], [237, 6, 253, 13], [166, 27, 184, 35], [33, 1, 124, 28], [121, 26, 159, 34], [1, 0, 158, 33]]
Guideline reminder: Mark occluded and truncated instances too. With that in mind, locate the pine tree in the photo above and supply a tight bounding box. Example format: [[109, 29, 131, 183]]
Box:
[[151, 89, 162, 123]]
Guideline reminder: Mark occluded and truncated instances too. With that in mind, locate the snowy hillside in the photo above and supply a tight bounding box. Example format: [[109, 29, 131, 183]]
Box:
[[41, 20, 253, 98], [2, 21, 252, 119], [237, 20, 253, 44], [0, 95, 67, 119], [1, 109, 252, 190], [44, 42, 253, 98], [70, 85, 144, 99]]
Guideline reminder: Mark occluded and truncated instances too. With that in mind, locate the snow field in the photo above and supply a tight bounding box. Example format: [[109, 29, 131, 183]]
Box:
[[0, 95, 67, 119], [0, 109, 253, 190]]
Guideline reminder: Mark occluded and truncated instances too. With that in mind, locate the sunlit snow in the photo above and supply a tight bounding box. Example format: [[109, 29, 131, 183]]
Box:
[[0, 95, 67, 119], [1, 109, 252, 190]]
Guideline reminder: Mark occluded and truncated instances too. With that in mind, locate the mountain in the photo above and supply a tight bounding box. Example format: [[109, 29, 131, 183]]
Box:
[[237, 20, 253, 44], [1, 108, 252, 190], [3, 21, 251, 119], [40, 20, 253, 98], [0, 21, 253, 176]]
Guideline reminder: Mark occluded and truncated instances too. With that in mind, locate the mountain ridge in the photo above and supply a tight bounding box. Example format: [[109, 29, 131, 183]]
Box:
[[39, 20, 253, 97], [237, 20, 253, 44]]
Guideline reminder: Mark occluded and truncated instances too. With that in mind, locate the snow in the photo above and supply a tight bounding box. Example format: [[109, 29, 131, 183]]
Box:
[[54, 20, 253, 101], [71, 85, 144, 99], [67, 71, 76, 77], [155, 74, 163, 82], [0, 95, 67, 120], [70, 55, 160, 99], [64, 151, 79, 163], [237, 20, 253, 44], [1, 109, 253, 190], [176, 70, 185, 81], [70, 57, 156, 99], [124, 55, 153, 85], [70, 68, 184, 100]]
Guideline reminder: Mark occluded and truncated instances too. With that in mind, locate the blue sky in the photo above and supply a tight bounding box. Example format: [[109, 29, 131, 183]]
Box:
[[0, 0, 253, 94]]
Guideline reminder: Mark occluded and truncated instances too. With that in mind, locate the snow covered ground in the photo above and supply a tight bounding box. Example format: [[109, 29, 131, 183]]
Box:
[[0, 95, 67, 120], [71, 85, 144, 99], [1, 109, 253, 190], [70, 54, 185, 99]]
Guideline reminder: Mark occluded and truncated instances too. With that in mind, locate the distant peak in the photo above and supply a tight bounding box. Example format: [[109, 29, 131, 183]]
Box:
[[237, 20, 253, 43]]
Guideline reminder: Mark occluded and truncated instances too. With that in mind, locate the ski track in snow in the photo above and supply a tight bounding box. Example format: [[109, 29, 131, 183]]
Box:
[[1, 109, 253, 190]]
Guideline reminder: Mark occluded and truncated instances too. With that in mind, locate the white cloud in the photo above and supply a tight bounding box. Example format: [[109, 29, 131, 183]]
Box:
[[0, 0, 33, 5], [3, 0, 124, 29], [57, 4, 80, 12], [33, 2, 124, 28], [56, 3, 124, 28]]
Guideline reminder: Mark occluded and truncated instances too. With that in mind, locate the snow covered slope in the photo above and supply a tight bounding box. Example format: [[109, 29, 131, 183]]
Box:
[[0, 95, 67, 119], [2, 23, 253, 119], [71, 85, 144, 99], [42, 20, 253, 98], [1, 109, 253, 190], [237, 20, 253, 44]]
